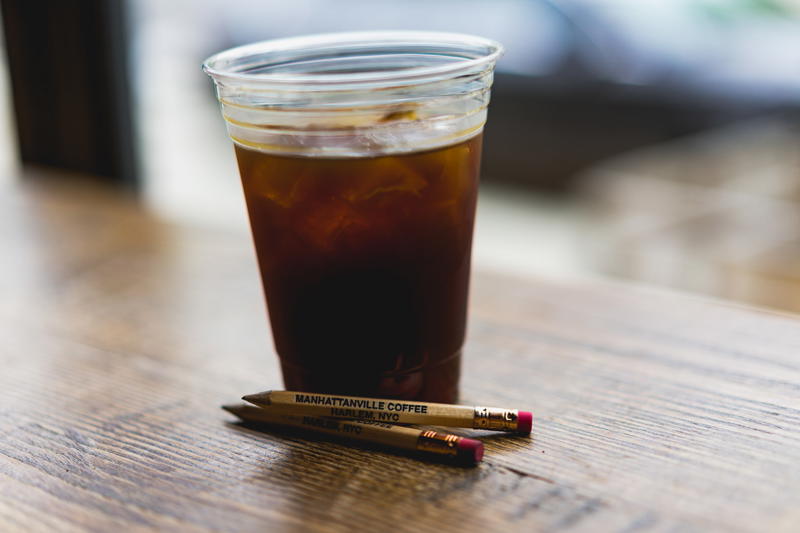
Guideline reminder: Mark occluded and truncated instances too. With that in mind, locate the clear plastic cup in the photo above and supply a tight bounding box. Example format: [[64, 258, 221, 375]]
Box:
[[204, 31, 502, 402]]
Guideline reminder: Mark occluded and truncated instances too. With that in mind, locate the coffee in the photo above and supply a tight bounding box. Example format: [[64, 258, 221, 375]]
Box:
[[235, 134, 482, 402]]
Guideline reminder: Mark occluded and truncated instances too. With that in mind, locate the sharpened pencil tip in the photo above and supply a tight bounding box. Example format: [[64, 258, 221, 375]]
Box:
[[242, 391, 272, 406], [221, 404, 252, 420]]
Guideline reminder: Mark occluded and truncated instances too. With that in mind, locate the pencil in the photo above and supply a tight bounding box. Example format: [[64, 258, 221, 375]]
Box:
[[241, 390, 533, 434], [222, 404, 484, 465]]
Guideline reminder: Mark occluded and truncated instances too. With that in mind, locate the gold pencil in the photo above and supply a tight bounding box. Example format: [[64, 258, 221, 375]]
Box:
[[223, 404, 484, 465], [242, 390, 533, 434]]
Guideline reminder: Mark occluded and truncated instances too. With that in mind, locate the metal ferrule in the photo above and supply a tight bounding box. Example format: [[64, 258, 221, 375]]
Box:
[[416, 430, 461, 456], [473, 407, 519, 431]]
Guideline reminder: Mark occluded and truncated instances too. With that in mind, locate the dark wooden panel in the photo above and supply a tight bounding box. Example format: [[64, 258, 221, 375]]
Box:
[[1, 0, 136, 184]]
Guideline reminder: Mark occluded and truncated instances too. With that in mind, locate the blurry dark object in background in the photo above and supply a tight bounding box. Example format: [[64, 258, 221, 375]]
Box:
[[483, 73, 793, 191], [1, 0, 136, 184], [481, 1, 800, 191]]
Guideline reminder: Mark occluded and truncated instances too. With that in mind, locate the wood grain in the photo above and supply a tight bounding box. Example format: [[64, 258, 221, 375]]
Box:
[[1, 176, 799, 532]]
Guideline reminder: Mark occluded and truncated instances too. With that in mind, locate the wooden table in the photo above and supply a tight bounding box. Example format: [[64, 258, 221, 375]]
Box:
[[2, 177, 799, 533], [580, 118, 800, 314]]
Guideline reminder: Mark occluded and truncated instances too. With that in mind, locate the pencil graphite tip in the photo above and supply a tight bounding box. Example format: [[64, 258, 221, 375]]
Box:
[[221, 404, 252, 419], [242, 391, 272, 406]]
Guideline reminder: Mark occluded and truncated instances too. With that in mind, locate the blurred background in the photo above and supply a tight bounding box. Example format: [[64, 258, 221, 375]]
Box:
[[2, 0, 800, 312]]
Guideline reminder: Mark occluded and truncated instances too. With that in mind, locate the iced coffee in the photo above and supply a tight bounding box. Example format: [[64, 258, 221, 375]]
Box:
[[204, 32, 502, 402]]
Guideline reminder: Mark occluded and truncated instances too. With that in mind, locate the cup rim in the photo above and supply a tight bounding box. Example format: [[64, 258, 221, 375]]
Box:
[[202, 31, 503, 89]]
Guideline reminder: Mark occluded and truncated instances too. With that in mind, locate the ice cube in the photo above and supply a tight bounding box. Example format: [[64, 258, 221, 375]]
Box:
[[342, 157, 428, 203], [294, 198, 370, 251]]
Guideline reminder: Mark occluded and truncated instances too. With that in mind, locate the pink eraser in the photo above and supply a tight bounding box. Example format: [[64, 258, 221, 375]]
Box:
[[456, 438, 484, 464], [517, 411, 533, 434]]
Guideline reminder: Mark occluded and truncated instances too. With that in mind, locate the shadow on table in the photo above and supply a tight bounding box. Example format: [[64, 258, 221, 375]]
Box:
[[225, 420, 500, 528], [225, 420, 487, 468]]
